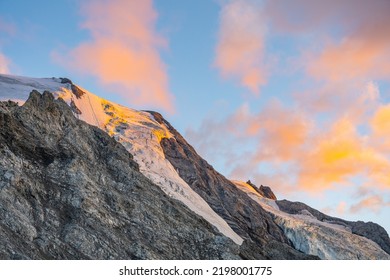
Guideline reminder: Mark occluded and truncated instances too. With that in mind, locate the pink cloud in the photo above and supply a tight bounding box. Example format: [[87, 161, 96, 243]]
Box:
[[350, 195, 390, 214], [214, 0, 267, 93], [307, 36, 390, 82], [53, 0, 174, 113], [0, 52, 10, 74], [0, 17, 15, 74], [266, 0, 390, 82], [297, 118, 390, 191]]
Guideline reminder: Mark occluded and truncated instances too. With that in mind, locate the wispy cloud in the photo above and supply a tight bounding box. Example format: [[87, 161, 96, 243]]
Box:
[[0, 52, 10, 74], [53, 0, 174, 113], [297, 118, 390, 191], [214, 0, 267, 93], [0, 17, 15, 74], [265, 0, 390, 82], [350, 195, 390, 214]]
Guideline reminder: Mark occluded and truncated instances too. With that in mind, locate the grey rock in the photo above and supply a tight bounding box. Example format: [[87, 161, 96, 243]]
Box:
[[70, 85, 85, 99], [0, 91, 240, 260], [59, 78, 73, 84], [259, 185, 277, 200], [59, 77, 85, 98]]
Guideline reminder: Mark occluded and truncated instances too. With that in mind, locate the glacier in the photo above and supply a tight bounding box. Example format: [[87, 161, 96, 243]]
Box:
[[232, 180, 390, 259]]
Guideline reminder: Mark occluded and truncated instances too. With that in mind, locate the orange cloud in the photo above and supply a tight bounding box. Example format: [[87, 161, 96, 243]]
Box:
[[0, 52, 10, 74], [251, 101, 310, 162], [368, 104, 390, 168], [214, 0, 267, 93], [187, 99, 310, 194], [264, 0, 390, 82], [53, 0, 174, 113], [307, 37, 390, 82], [371, 105, 390, 136], [298, 118, 390, 191], [293, 1, 390, 82]]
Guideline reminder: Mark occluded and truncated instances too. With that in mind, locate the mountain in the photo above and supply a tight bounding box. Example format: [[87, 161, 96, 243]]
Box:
[[0, 74, 389, 260]]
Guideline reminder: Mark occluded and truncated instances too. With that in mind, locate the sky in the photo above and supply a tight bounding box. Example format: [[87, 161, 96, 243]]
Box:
[[1, 0, 390, 234]]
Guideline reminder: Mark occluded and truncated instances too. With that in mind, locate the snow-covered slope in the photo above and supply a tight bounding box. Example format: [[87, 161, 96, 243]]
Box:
[[232, 180, 390, 259], [0, 74, 243, 245]]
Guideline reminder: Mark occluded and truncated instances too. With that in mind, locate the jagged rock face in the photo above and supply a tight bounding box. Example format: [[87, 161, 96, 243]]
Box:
[[259, 186, 276, 200], [0, 91, 240, 260], [246, 180, 277, 200], [59, 77, 85, 98], [149, 112, 317, 260], [276, 200, 390, 255]]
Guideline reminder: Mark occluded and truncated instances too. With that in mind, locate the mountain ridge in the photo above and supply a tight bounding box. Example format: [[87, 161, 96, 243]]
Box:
[[1, 74, 389, 259]]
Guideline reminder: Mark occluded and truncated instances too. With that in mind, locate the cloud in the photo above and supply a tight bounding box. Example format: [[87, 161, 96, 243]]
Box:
[[307, 36, 390, 82], [214, 0, 267, 93], [53, 0, 174, 113], [0, 52, 10, 74], [266, 0, 390, 82], [297, 118, 390, 191], [186, 99, 310, 193], [188, 100, 309, 161], [336, 201, 347, 215], [247, 100, 310, 162], [350, 195, 390, 214], [371, 104, 390, 136]]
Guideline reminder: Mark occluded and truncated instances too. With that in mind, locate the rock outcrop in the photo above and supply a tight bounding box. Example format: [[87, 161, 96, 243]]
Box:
[[246, 180, 277, 200], [0, 91, 240, 260]]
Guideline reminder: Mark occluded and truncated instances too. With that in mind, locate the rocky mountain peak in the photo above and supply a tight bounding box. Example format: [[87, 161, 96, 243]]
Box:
[[246, 180, 277, 200]]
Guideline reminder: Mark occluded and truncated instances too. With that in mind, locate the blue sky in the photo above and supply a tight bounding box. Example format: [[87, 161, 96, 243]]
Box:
[[1, 0, 390, 234]]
